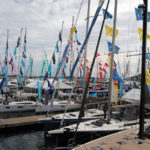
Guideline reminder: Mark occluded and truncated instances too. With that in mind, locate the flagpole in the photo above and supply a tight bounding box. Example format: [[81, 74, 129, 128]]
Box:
[[17, 28, 23, 91], [139, 0, 147, 139], [107, 0, 118, 123]]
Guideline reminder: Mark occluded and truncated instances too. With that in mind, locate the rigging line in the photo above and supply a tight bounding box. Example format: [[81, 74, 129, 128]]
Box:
[[72, 0, 110, 146], [74, 0, 84, 27]]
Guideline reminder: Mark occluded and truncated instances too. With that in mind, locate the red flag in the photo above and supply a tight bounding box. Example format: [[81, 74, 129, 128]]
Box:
[[86, 59, 88, 62], [96, 53, 100, 57], [103, 68, 107, 73], [108, 53, 111, 56], [68, 49, 71, 52], [73, 40, 76, 43], [80, 64, 83, 67], [99, 72, 103, 77], [104, 62, 109, 67], [98, 62, 102, 66], [99, 67, 103, 71]]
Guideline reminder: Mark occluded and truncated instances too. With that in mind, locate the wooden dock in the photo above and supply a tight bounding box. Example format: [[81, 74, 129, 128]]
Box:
[[74, 128, 150, 150], [0, 114, 55, 134]]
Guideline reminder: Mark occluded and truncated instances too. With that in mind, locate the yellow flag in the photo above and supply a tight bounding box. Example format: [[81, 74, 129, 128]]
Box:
[[138, 28, 150, 40], [146, 69, 150, 85], [105, 25, 118, 38], [68, 27, 77, 42]]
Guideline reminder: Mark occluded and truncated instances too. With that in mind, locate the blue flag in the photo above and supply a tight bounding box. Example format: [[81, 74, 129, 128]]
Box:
[[146, 54, 150, 60], [4, 71, 8, 86], [13, 47, 17, 59], [135, 8, 150, 22], [37, 81, 42, 102], [102, 9, 112, 19], [120, 82, 124, 98], [48, 64, 52, 76], [108, 41, 120, 54], [1, 66, 5, 74], [56, 42, 59, 53], [70, 1, 104, 80], [113, 69, 123, 83], [60, 75, 64, 82], [21, 59, 25, 67], [18, 75, 23, 83], [0, 76, 5, 90]]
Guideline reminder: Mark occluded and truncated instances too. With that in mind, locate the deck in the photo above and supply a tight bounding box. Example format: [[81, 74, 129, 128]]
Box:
[[74, 128, 150, 150]]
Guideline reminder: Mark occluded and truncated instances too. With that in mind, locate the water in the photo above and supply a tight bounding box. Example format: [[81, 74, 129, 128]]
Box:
[[0, 131, 56, 150]]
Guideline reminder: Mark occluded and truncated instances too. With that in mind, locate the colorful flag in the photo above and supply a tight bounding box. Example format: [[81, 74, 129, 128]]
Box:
[[107, 41, 120, 54], [52, 52, 56, 64], [138, 28, 150, 40], [59, 31, 62, 42], [102, 9, 112, 19], [105, 25, 118, 38], [13, 47, 17, 59], [37, 81, 42, 102], [56, 41, 59, 53], [21, 59, 25, 67]]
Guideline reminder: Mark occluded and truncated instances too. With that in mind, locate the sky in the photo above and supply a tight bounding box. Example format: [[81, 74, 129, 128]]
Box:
[[0, 0, 150, 77]]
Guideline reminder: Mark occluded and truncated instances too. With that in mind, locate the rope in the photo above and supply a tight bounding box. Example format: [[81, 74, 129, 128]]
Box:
[[74, 0, 84, 27]]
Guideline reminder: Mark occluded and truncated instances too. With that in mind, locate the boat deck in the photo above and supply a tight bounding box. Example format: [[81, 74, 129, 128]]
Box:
[[74, 128, 150, 150]]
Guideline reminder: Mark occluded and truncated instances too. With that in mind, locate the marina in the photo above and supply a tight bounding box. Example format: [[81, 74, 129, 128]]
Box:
[[0, 0, 150, 149]]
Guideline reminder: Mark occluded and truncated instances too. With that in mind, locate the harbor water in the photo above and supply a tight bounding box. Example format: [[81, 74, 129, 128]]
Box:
[[0, 131, 56, 150]]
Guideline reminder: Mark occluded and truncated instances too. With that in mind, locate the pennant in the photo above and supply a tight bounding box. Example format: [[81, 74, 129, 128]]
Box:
[[138, 28, 150, 40], [13, 47, 17, 59], [60, 75, 64, 82], [52, 52, 56, 64], [21, 59, 25, 67], [37, 81, 42, 102], [16, 37, 20, 48], [96, 53, 101, 57], [1, 66, 5, 74], [48, 64, 52, 76], [105, 25, 118, 38], [107, 41, 120, 54], [4, 71, 8, 86], [20, 67, 23, 76], [44, 71, 48, 81], [104, 62, 109, 67], [135, 8, 150, 22], [18, 75, 23, 83], [59, 31, 62, 42], [102, 9, 112, 19], [22, 51, 27, 58], [103, 68, 107, 73], [56, 41, 59, 53], [75, 31, 81, 45], [68, 27, 77, 42]]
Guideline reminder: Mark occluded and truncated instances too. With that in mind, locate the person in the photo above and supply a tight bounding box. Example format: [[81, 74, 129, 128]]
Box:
[[103, 103, 108, 119]]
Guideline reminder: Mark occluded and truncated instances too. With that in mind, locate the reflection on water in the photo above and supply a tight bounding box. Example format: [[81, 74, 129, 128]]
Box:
[[0, 131, 56, 150]]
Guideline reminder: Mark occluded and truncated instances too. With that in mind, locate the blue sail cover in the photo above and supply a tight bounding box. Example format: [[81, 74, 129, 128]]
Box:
[[70, 0, 105, 80]]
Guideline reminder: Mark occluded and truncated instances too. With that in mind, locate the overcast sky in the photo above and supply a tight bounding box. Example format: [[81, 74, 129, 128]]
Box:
[[0, 0, 149, 76]]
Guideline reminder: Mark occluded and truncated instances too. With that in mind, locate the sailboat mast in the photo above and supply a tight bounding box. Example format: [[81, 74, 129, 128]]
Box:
[[107, 0, 118, 123], [83, 0, 90, 90], [139, 0, 148, 139], [17, 28, 23, 90]]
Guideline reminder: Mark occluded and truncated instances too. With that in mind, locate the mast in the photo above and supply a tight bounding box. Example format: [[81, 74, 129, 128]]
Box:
[[17, 28, 23, 90], [70, 16, 74, 78], [82, 0, 90, 91], [107, 0, 118, 123], [139, 0, 148, 139]]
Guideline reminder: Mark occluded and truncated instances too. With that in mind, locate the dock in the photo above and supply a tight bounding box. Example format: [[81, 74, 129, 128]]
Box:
[[0, 114, 55, 135], [74, 128, 150, 150]]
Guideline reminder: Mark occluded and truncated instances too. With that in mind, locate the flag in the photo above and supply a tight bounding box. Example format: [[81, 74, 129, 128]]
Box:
[[18, 75, 23, 83], [13, 47, 17, 59], [105, 25, 118, 38], [104, 62, 109, 67], [50, 100, 54, 113], [4, 71, 8, 86], [62, 68, 65, 77], [22, 51, 27, 58], [120, 82, 124, 98], [20, 67, 23, 76], [96, 53, 101, 57], [56, 41, 59, 53], [113, 69, 123, 83], [75, 31, 81, 45], [135, 8, 143, 21], [21, 59, 25, 67], [48, 64, 52, 76], [102, 9, 112, 19], [107, 41, 120, 54], [37, 81, 42, 102], [138, 28, 150, 40], [52, 52, 56, 64], [1, 66, 5, 74], [60, 75, 64, 82], [70, 1, 104, 80], [16, 37, 20, 48], [44, 71, 48, 81], [89, 92, 97, 97], [146, 54, 150, 60], [59, 31, 62, 42]]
